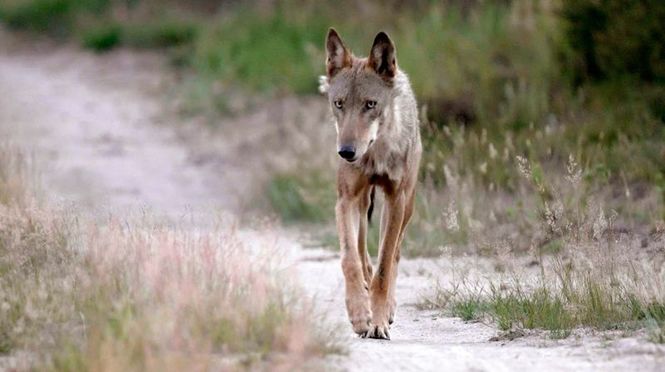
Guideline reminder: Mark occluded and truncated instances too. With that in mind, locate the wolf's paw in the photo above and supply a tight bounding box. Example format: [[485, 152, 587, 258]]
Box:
[[346, 294, 372, 336], [388, 296, 397, 325], [365, 322, 391, 340], [368, 293, 392, 339], [349, 310, 372, 336]]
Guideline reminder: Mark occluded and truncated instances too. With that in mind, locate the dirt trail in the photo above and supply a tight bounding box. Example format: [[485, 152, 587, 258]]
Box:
[[1, 30, 663, 371], [0, 32, 243, 222]]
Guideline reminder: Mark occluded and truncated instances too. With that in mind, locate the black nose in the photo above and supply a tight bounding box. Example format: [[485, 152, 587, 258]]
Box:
[[338, 145, 356, 161]]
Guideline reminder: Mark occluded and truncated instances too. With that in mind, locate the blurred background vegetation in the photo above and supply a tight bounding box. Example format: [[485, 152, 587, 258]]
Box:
[[1, 0, 664, 257], [2, 0, 665, 345]]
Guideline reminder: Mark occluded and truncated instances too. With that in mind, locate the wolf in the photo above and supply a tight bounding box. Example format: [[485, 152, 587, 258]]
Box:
[[321, 28, 422, 339]]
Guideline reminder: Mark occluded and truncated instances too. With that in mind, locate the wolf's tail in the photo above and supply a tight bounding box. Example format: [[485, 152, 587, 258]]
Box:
[[368, 186, 376, 223]]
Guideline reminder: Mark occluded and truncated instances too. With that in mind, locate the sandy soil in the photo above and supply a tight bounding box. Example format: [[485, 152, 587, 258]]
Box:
[[0, 29, 663, 371]]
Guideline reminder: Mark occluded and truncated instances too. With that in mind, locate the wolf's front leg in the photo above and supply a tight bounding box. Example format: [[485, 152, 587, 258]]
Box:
[[336, 198, 372, 336], [369, 191, 405, 339]]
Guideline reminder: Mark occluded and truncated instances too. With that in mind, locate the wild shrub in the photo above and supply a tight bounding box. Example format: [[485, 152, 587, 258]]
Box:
[[561, 0, 665, 84]]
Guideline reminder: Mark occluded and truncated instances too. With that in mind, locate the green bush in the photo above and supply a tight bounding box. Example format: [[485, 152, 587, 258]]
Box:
[[1, 0, 196, 51], [0, 0, 108, 36], [80, 19, 198, 52], [397, 2, 558, 128], [81, 22, 120, 51], [0, 0, 75, 35], [561, 0, 665, 84], [122, 19, 198, 48]]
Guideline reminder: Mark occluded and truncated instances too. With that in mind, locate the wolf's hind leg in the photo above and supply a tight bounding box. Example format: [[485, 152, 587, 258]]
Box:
[[358, 187, 374, 284], [388, 187, 416, 325]]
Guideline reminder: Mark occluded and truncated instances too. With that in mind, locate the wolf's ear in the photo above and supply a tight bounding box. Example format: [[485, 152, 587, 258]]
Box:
[[326, 28, 351, 78], [367, 31, 396, 80]]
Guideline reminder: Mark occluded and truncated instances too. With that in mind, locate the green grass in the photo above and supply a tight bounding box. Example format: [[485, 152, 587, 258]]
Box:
[[267, 172, 335, 224], [0, 0, 109, 37], [451, 297, 485, 322], [0, 0, 84, 35], [80, 21, 120, 50], [193, 7, 327, 94], [395, 2, 557, 128], [0, 0, 198, 52], [122, 19, 198, 49], [437, 282, 665, 340], [186, 1, 560, 121], [81, 19, 198, 52], [489, 288, 573, 335]]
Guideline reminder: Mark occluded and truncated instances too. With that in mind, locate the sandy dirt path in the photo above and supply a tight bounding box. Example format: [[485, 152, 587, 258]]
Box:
[[1, 30, 663, 371], [0, 32, 240, 221]]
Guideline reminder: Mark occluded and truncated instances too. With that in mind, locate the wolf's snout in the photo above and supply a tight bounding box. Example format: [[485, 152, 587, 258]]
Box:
[[338, 145, 356, 161]]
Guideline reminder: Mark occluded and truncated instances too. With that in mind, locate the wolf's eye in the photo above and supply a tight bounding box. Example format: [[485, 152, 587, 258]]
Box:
[[334, 100, 343, 109], [365, 100, 377, 110]]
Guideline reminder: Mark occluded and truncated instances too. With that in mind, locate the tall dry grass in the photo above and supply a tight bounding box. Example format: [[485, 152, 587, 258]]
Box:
[[0, 145, 339, 370], [422, 152, 665, 342], [47, 222, 336, 371]]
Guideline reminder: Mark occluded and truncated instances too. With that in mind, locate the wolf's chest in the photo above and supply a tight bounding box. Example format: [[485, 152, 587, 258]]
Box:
[[360, 147, 405, 184]]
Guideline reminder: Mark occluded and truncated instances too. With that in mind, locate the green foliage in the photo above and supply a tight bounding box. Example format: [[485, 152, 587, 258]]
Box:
[[489, 287, 573, 335], [561, 0, 665, 84], [0, 0, 76, 35], [81, 22, 120, 51], [267, 173, 335, 223], [81, 19, 197, 52], [122, 19, 198, 49], [560, 0, 665, 122], [0, 0, 196, 51], [443, 284, 665, 340], [188, 1, 559, 124], [398, 2, 557, 127], [451, 297, 484, 322], [193, 7, 327, 94], [0, 0, 108, 36]]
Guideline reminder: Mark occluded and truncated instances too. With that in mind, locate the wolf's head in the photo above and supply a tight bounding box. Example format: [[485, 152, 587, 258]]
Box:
[[324, 28, 398, 163]]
